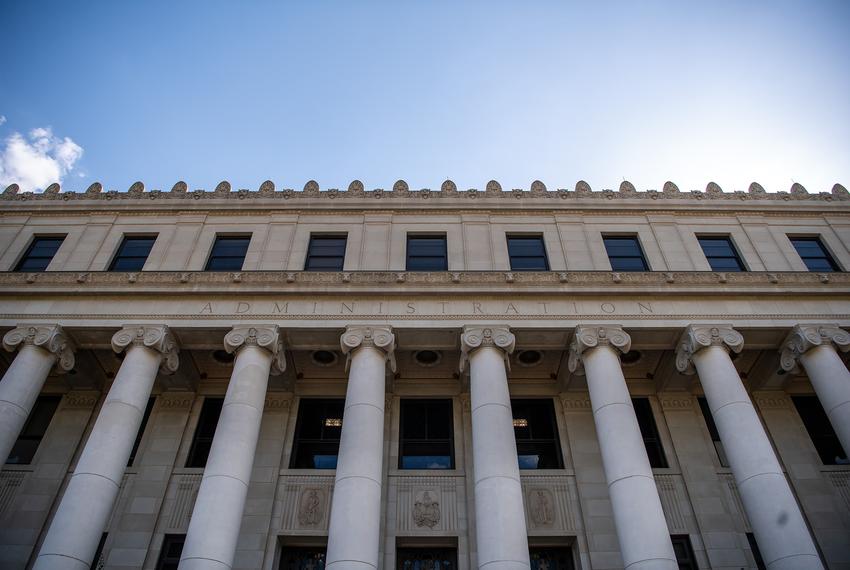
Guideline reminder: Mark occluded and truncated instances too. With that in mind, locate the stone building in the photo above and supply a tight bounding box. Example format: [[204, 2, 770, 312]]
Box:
[[0, 179, 849, 570]]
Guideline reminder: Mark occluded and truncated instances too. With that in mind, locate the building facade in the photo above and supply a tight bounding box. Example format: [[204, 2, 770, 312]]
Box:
[[0, 179, 849, 570]]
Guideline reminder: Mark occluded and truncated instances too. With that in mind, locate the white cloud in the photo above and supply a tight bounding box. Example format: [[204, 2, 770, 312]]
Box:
[[0, 115, 6, 126], [0, 127, 84, 192]]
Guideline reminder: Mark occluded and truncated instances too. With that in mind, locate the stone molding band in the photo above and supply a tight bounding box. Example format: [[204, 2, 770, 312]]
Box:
[[567, 325, 631, 375], [779, 324, 850, 372], [224, 325, 286, 375], [459, 325, 515, 372], [111, 325, 180, 374], [2, 324, 76, 372], [675, 324, 744, 375]]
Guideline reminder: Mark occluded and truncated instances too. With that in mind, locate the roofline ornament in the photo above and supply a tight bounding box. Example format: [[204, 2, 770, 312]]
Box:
[[459, 325, 515, 373], [2, 324, 76, 372], [112, 325, 180, 374], [779, 324, 850, 372], [675, 325, 744, 375], [567, 325, 631, 375], [224, 325, 286, 375], [340, 325, 396, 373]]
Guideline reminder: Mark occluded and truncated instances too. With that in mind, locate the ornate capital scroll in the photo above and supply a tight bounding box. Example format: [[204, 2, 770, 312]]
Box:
[[567, 325, 631, 375], [112, 325, 180, 374], [675, 325, 743, 375], [224, 325, 286, 375], [2, 324, 75, 372], [780, 324, 850, 372], [459, 325, 515, 372], [340, 325, 396, 373]]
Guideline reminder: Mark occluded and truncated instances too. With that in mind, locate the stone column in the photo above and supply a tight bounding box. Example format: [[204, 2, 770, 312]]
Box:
[[569, 325, 677, 570], [180, 326, 285, 570], [0, 325, 75, 467], [460, 326, 530, 570], [780, 324, 850, 455], [676, 325, 824, 570], [34, 325, 178, 570], [326, 326, 395, 570]]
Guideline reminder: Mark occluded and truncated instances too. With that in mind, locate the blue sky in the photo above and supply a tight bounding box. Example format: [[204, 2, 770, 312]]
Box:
[[1, 0, 848, 193]]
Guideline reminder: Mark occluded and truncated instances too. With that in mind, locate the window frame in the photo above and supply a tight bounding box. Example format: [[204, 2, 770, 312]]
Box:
[[511, 398, 565, 470], [289, 398, 345, 469], [185, 397, 223, 468], [792, 395, 848, 465], [5, 395, 61, 465], [204, 234, 251, 271], [788, 235, 841, 272], [697, 397, 729, 467], [108, 235, 157, 272], [632, 398, 669, 468], [128, 397, 156, 466], [602, 235, 649, 272], [506, 234, 550, 271], [155, 534, 185, 570], [406, 234, 448, 271], [304, 233, 348, 271], [14, 235, 66, 272], [696, 235, 747, 272], [398, 398, 455, 470], [671, 535, 698, 570]]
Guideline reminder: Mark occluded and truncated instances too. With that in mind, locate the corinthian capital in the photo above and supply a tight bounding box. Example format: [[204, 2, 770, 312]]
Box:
[[780, 324, 850, 372], [675, 325, 743, 375], [340, 325, 396, 372], [224, 325, 286, 375], [112, 325, 180, 374], [567, 325, 631, 375], [459, 325, 515, 372], [2, 324, 75, 372]]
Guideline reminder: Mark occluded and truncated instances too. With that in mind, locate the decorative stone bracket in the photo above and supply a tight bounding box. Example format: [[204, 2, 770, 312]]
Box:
[[459, 325, 515, 373], [112, 325, 180, 374], [567, 325, 631, 375], [2, 324, 76, 372], [340, 325, 396, 373], [224, 325, 286, 375], [675, 325, 744, 375], [780, 324, 850, 372]]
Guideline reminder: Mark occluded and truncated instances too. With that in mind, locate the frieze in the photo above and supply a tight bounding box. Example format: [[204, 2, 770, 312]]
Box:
[[658, 395, 695, 410], [753, 393, 792, 410], [158, 393, 195, 409], [560, 397, 592, 411], [63, 391, 100, 409], [264, 395, 292, 410]]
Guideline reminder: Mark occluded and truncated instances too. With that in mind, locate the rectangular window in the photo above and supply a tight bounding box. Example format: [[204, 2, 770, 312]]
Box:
[[15, 235, 66, 272], [603, 235, 649, 271], [128, 397, 156, 466], [109, 235, 157, 271], [698, 236, 746, 272], [512, 399, 564, 469], [633, 398, 668, 468], [205, 235, 250, 271], [155, 534, 185, 570], [789, 236, 841, 272], [6, 395, 61, 464], [305, 234, 347, 271], [185, 397, 223, 468], [792, 396, 848, 465], [279, 547, 327, 570], [406, 234, 448, 271], [747, 533, 766, 570], [396, 548, 457, 570], [529, 547, 574, 570], [697, 397, 729, 467], [399, 399, 454, 469], [507, 235, 549, 271], [289, 399, 344, 469], [671, 535, 698, 570]]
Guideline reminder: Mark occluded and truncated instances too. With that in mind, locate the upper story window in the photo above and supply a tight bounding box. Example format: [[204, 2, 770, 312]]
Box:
[[406, 234, 448, 271], [789, 236, 841, 272], [671, 535, 698, 570], [602, 235, 648, 271], [280, 547, 327, 570], [185, 397, 223, 468], [633, 398, 668, 468], [109, 235, 157, 271], [697, 397, 728, 467], [290, 399, 344, 469], [155, 534, 185, 570], [697, 236, 746, 272], [512, 399, 564, 469], [128, 397, 156, 466], [399, 399, 454, 469], [305, 234, 347, 271], [6, 395, 61, 464], [507, 235, 549, 271], [15, 235, 66, 272], [792, 396, 848, 465], [205, 235, 250, 271]]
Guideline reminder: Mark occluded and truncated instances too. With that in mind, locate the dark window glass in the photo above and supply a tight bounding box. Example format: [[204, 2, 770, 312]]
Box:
[[279, 547, 327, 570], [109, 236, 156, 271], [399, 399, 454, 469], [6, 395, 61, 464], [93, 533, 108, 570], [792, 396, 848, 465], [155, 534, 185, 570], [746, 533, 766, 570], [128, 397, 156, 466], [789, 237, 841, 272], [305, 235, 347, 271], [205, 236, 250, 271], [512, 399, 564, 469], [185, 398, 223, 468], [698, 236, 746, 272], [397, 548, 457, 570], [697, 397, 728, 467], [530, 547, 574, 570], [603, 236, 648, 271], [671, 535, 698, 570], [633, 398, 668, 468], [507, 235, 549, 271], [407, 235, 448, 271], [15, 236, 65, 272], [290, 399, 344, 469]]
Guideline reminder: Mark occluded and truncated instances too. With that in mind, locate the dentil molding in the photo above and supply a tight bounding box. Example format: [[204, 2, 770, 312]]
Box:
[[112, 325, 180, 374], [567, 325, 631, 375], [779, 324, 850, 372], [2, 324, 76, 372], [675, 325, 744, 375], [223, 325, 286, 375]]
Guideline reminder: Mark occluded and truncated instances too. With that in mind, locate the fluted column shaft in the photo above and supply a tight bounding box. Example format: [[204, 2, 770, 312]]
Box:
[[679, 325, 823, 570], [0, 325, 74, 467], [180, 326, 285, 570], [326, 326, 395, 570], [461, 326, 530, 570], [570, 326, 676, 570], [35, 325, 177, 570]]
